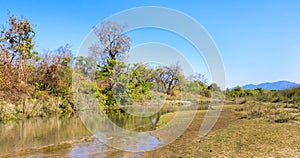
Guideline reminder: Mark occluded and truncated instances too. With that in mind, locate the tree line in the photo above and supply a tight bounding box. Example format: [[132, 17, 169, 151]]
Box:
[[0, 14, 221, 121], [225, 85, 300, 104], [67, 21, 218, 108]]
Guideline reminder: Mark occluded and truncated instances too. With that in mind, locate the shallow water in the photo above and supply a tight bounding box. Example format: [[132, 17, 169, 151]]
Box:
[[0, 103, 201, 157], [0, 116, 90, 154], [0, 109, 164, 157]]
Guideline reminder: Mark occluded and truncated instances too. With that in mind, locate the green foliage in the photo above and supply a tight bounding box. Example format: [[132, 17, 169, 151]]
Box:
[[95, 62, 154, 107], [96, 58, 118, 80], [58, 98, 73, 115], [128, 64, 152, 103], [95, 59, 119, 107], [226, 86, 300, 105], [91, 22, 157, 107], [182, 73, 210, 98], [0, 15, 38, 62], [228, 86, 245, 97]]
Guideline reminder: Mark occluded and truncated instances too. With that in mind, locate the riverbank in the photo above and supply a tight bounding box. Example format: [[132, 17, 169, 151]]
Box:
[[1, 103, 299, 157], [139, 104, 300, 157]]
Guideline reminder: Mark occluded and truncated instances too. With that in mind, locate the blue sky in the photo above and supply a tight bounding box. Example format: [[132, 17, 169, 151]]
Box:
[[1, 0, 300, 88]]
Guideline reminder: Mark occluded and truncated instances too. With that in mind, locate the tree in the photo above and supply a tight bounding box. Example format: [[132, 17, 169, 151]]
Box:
[[90, 21, 130, 68], [227, 86, 245, 97], [74, 56, 97, 79], [89, 21, 131, 107], [185, 73, 208, 95], [160, 64, 182, 95], [0, 14, 38, 103], [189, 73, 207, 85], [208, 83, 221, 92], [128, 64, 152, 103], [31, 45, 75, 113], [153, 66, 165, 92]]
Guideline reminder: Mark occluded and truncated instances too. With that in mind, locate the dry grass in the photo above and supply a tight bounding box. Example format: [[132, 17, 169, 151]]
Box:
[[235, 102, 300, 123], [194, 119, 300, 157], [139, 104, 300, 158]]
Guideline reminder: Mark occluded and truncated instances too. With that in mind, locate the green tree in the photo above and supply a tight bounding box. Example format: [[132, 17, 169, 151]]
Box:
[[232, 86, 245, 97], [90, 21, 130, 107], [128, 64, 152, 103]]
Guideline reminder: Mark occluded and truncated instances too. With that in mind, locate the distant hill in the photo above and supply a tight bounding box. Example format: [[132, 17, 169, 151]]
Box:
[[242, 81, 300, 90]]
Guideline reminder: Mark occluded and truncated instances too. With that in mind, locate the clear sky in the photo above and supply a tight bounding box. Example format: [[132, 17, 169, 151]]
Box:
[[1, 0, 300, 88]]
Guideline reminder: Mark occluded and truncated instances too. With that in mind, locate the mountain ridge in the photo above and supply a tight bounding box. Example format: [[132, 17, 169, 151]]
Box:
[[241, 81, 300, 90]]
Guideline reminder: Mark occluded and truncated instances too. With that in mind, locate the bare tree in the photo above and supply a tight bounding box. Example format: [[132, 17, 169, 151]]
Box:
[[155, 64, 182, 95], [89, 21, 130, 68], [188, 73, 208, 85]]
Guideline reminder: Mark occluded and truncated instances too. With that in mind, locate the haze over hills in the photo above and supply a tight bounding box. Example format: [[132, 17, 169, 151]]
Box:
[[241, 81, 300, 90]]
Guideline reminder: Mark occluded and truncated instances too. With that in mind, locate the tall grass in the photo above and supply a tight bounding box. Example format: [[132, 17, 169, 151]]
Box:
[[235, 102, 300, 123]]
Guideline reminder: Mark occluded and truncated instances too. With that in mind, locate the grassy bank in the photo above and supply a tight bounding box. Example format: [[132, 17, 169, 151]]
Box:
[[141, 103, 300, 157]]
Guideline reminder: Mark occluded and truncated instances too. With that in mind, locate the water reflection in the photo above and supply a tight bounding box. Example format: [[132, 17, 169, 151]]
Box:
[[78, 107, 165, 152], [105, 108, 161, 131], [0, 116, 90, 155], [0, 108, 164, 157], [0, 103, 200, 157]]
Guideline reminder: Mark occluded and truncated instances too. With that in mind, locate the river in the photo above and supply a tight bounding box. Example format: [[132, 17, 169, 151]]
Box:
[[0, 102, 201, 157], [0, 108, 165, 157]]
